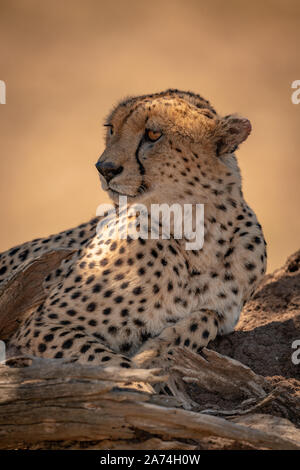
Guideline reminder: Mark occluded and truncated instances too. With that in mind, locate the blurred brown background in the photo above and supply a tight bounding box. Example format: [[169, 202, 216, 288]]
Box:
[[0, 0, 299, 272]]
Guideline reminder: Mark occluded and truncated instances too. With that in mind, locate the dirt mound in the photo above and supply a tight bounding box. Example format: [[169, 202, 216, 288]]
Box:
[[184, 250, 300, 433], [209, 249, 300, 381]]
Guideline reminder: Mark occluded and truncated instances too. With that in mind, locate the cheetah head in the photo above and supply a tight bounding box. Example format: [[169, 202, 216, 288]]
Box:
[[96, 89, 251, 206]]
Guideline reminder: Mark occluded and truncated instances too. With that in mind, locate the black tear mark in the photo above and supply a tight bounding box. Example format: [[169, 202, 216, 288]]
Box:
[[135, 135, 146, 175]]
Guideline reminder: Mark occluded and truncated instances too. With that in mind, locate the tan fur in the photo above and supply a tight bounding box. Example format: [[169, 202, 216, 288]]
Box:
[[1, 89, 266, 373]]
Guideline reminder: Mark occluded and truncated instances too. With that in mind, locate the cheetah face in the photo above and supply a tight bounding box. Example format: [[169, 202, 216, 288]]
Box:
[[95, 90, 251, 205]]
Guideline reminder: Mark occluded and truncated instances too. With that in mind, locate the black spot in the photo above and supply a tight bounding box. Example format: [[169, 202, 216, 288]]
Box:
[[92, 284, 102, 293], [64, 286, 74, 293], [101, 356, 112, 362], [246, 244, 255, 251], [120, 342, 132, 353], [104, 289, 113, 298], [108, 326, 118, 335], [19, 249, 29, 262], [224, 247, 234, 257], [190, 323, 198, 332], [245, 262, 256, 271], [66, 309, 77, 316], [133, 286, 142, 295], [120, 362, 131, 368], [167, 281, 173, 291], [153, 284, 160, 293], [62, 339, 73, 349], [168, 245, 177, 255], [44, 334, 54, 342], [218, 292, 227, 299], [71, 291, 81, 299], [216, 204, 227, 211], [9, 247, 20, 256], [121, 308, 129, 317], [80, 344, 91, 353], [249, 275, 257, 285], [38, 343, 47, 353], [87, 302, 97, 312]]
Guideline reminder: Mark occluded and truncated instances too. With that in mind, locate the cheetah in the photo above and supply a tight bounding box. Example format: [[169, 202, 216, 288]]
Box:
[[1, 89, 267, 377]]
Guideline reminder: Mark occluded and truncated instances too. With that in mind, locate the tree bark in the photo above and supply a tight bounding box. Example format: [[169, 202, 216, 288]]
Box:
[[0, 356, 299, 450]]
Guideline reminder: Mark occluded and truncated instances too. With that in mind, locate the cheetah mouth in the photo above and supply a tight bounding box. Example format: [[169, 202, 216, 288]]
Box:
[[108, 182, 147, 200], [99, 172, 146, 200], [108, 187, 140, 200]]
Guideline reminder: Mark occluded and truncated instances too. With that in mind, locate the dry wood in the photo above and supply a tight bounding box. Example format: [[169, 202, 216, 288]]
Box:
[[0, 357, 299, 450], [232, 414, 300, 447], [0, 249, 75, 341], [171, 347, 268, 399]]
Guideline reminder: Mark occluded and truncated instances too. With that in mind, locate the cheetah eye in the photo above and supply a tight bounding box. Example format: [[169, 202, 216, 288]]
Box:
[[145, 129, 162, 142], [104, 124, 114, 136]]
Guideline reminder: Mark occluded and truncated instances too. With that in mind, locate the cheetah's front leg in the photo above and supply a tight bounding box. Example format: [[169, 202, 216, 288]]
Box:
[[133, 309, 219, 404], [9, 322, 154, 393]]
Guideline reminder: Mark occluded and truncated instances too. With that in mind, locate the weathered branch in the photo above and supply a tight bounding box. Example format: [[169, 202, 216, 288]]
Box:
[[171, 347, 268, 399], [0, 249, 75, 341], [0, 357, 299, 450]]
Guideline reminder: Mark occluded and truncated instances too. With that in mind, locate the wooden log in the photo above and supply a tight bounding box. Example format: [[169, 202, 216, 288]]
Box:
[[0, 249, 75, 341], [0, 357, 299, 450], [171, 347, 268, 399]]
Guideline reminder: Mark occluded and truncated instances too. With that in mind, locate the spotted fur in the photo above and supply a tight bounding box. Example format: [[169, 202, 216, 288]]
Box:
[[1, 89, 266, 372]]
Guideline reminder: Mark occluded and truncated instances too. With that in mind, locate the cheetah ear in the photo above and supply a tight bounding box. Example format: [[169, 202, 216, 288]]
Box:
[[215, 115, 251, 156]]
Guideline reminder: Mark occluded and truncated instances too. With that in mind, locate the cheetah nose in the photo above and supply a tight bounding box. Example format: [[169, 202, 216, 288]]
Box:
[[95, 161, 123, 183]]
